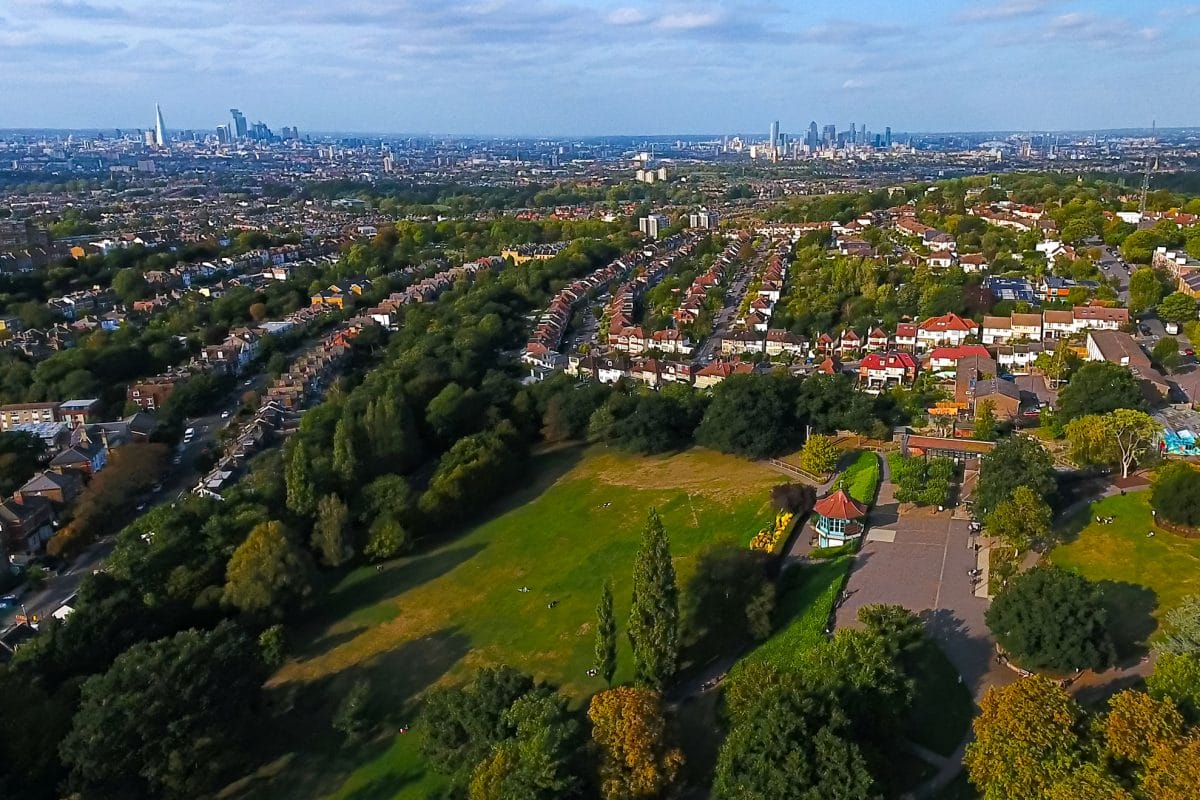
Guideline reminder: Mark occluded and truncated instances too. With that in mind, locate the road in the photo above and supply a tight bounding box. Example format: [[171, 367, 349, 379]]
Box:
[[1092, 242, 1131, 303], [1, 369, 272, 631], [694, 249, 762, 362]]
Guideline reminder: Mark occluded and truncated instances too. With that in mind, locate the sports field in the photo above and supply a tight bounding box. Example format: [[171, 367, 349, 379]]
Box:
[[232, 446, 781, 800]]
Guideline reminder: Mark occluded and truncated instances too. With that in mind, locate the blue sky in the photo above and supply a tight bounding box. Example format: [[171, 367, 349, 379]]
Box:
[[1, 0, 1198, 135]]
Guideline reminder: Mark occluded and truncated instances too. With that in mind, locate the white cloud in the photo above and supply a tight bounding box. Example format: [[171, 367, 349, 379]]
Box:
[[842, 78, 869, 89], [656, 11, 722, 30], [607, 7, 646, 26], [956, 0, 1052, 23]]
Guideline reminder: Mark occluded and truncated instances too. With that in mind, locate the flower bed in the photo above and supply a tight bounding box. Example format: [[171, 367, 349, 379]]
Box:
[[750, 510, 795, 554]]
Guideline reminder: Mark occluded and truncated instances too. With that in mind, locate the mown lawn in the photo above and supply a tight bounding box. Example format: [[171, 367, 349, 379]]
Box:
[[1051, 491, 1200, 649], [231, 446, 781, 800], [840, 451, 881, 505], [729, 555, 853, 679]]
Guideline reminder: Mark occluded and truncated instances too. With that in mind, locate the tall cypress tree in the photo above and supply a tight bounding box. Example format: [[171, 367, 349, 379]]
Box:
[[595, 579, 617, 685], [628, 510, 679, 690]]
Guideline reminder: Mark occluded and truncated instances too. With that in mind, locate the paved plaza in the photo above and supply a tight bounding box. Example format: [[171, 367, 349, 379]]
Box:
[[835, 473, 1014, 700]]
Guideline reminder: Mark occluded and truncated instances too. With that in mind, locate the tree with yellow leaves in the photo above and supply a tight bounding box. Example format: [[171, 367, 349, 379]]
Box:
[[964, 676, 1083, 800], [1142, 734, 1200, 800], [587, 687, 683, 800], [1103, 690, 1184, 767]]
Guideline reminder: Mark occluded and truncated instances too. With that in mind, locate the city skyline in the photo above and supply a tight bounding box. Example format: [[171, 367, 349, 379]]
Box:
[[2, 1, 1199, 134]]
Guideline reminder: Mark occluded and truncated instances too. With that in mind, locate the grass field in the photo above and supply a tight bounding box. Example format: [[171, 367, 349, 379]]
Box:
[[728, 555, 853, 678], [839, 451, 881, 505], [233, 446, 782, 800], [1051, 491, 1200, 650]]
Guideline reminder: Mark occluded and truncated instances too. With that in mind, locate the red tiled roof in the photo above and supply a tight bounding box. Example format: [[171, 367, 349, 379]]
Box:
[[814, 489, 867, 520], [918, 312, 977, 333]]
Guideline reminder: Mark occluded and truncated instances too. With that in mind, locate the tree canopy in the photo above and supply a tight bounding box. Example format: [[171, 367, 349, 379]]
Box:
[[1057, 361, 1149, 423], [1152, 462, 1200, 528], [986, 566, 1115, 672], [974, 435, 1056, 517], [60, 622, 266, 800]]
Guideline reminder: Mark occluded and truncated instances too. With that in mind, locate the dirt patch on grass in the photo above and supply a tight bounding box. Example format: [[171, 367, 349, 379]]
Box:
[[577, 447, 777, 501]]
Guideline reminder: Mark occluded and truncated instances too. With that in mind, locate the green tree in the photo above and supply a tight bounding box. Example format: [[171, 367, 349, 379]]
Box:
[[713, 680, 878, 800], [975, 435, 1056, 517], [973, 399, 999, 441], [628, 510, 680, 690], [258, 624, 286, 670], [1065, 414, 1119, 469], [986, 566, 1115, 672], [223, 520, 314, 617], [984, 485, 1053, 552], [365, 514, 408, 561], [798, 433, 841, 475], [1033, 339, 1082, 387], [965, 676, 1082, 800], [595, 579, 617, 685], [285, 440, 317, 517], [332, 416, 358, 484], [422, 666, 536, 778], [474, 692, 580, 800], [1154, 336, 1181, 373], [1057, 361, 1149, 423], [60, 622, 265, 800], [1104, 408, 1162, 478], [332, 679, 372, 743], [1128, 267, 1163, 313], [1148, 652, 1200, 723], [311, 493, 353, 567], [1159, 291, 1199, 325], [1151, 462, 1200, 527], [695, 373, 803, 458]]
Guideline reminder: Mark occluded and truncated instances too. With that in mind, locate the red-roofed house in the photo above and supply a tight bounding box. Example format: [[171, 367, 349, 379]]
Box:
[[917, 312, 979, 351], [859, 351, 918, 390], [893, 323, 917, 352], [927, 345, 992, 372]]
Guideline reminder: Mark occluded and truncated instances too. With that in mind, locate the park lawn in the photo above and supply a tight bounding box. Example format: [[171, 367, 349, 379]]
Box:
[[239, 446, 780, 800], [729, 555, 853, 678], [1051, 491, 1200, 645], [840, 451, 881, 505]]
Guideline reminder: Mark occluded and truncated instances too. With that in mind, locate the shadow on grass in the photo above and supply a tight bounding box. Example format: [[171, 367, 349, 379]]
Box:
[[231, 628, 471, 800], [921, 607, 993, 702], [1098, 579, 1158, 663], [312, 543, 489, 634]]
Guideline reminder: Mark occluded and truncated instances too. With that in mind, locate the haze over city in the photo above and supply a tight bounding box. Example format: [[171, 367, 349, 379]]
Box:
[[3, 0, 1200, 134]]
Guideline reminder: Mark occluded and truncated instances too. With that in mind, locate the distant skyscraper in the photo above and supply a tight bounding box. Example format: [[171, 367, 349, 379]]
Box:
[[822, 124, 836, 146], [885, 126, 892, 147], [154, 103, 167, 147], [229, 108, 248, 140], [769, 120, 779, 149], [807, 121, 819, 148]]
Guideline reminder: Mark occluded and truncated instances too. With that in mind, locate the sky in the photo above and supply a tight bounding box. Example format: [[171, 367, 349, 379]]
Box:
[[2, 0, 1199, 135]]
